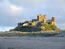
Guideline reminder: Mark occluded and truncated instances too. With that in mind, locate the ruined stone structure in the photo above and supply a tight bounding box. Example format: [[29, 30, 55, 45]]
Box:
[[18, 14, 56, 27], [37, 15, 47, 24], [52, 17, 56, 26]]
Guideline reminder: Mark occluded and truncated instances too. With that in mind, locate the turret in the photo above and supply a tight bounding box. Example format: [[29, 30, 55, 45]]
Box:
[[44, 15, 47, 24], [52, 17, 56, 26], [37, 14, 44, 22]]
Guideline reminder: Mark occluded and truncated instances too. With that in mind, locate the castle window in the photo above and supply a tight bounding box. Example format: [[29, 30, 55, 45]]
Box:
[[47, 22, 51, 24]]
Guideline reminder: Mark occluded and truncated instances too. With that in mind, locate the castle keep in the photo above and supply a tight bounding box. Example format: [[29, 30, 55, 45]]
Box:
[[18, 14, 56, 27]]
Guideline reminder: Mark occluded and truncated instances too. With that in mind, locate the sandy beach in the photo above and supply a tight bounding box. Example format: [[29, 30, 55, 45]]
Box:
[[0, 36, 65, 49]]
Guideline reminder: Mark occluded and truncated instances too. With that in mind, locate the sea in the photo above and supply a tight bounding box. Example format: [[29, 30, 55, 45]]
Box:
[[0, 31, 65, 49]]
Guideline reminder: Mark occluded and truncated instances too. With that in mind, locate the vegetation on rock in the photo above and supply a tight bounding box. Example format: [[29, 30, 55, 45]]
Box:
[[13, 23, 59, 32]]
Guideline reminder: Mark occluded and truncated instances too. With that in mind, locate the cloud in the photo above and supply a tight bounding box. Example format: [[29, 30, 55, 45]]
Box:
[[0, 26, 15, 32], [0, 0, 65, 31], [0, 0, 24, 16], [57, 23, 65, 29], [9, 0, 65, 29], [9, 0, 48, 7], [0, 0, 24, 26]]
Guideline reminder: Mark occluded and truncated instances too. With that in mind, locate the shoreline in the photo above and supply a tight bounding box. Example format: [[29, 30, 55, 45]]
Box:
[[0, 30, 64, 37]]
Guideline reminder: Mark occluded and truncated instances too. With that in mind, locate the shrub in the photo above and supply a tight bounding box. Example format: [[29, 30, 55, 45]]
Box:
[[14, 26, 41, 32], [45, 24, 58, 30]]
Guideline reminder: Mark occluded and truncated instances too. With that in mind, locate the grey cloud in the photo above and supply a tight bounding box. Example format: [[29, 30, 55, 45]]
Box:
[[0, 0, 24, 26], [9, 0, 48, 7], [0, 0, 65, 29]]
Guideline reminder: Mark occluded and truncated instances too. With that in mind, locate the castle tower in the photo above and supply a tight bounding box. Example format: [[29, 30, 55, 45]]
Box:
[[52, 17, 56, 26], [44, 15, 47, 24], [37, 15, 44, 22]]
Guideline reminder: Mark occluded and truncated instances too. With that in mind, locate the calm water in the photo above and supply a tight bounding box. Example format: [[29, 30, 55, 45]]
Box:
[[0, 37, 65, 49], [0, 31, 65, 49]]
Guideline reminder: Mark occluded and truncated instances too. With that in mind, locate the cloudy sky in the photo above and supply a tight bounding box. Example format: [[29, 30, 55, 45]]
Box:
[[0, 0, 65, 31]]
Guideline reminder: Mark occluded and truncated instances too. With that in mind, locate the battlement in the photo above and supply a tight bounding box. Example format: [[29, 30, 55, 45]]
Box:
[[18, 14, 56, 27], [52, 17, 56, 26], [37, 15, 47, 22]]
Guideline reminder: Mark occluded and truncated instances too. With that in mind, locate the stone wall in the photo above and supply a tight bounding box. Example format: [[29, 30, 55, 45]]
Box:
[[52, 17, 56, 26]]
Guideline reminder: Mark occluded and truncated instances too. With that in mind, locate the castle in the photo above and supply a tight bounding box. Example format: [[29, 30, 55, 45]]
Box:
[[18, 14, 56, 27]]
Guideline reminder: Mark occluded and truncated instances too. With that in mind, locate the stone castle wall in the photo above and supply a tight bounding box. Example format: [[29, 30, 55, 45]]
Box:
[[18, 14, 56, 27], [52, 17, 56, 26]]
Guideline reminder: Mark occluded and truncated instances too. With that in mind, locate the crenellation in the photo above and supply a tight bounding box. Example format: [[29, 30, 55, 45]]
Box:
[[52, 17, 56, 26], [18, 14, 56, 27]]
